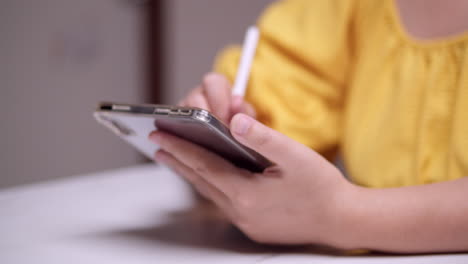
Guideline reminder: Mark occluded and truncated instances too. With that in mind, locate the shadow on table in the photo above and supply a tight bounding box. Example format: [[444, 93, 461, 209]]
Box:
[[105, 209, 273, 254], [77, 202, 442, 258], [77, 202, 347, 255]]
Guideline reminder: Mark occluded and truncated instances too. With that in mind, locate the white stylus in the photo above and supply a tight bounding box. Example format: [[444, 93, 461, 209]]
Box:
[[231, 26, 260, 97]]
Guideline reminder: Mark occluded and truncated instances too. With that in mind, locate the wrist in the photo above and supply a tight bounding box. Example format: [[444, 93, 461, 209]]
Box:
[[321, 180, 368, 250]]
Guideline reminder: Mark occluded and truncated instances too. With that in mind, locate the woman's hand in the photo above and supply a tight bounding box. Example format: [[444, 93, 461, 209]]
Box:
[[152, 73, 468, 252], [149, 113, 353, 245], [179, 72, 256, 124]]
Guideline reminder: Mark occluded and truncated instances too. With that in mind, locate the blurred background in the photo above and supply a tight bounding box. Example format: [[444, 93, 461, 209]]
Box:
[[1, 0, 272, 189]]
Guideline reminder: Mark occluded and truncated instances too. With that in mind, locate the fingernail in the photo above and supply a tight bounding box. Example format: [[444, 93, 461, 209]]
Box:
[[231, 114, 252, 135], [149, 132, 161, 144]]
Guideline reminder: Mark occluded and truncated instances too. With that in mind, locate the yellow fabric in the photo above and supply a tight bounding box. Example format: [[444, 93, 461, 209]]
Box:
[[214, 0, 468, 188]]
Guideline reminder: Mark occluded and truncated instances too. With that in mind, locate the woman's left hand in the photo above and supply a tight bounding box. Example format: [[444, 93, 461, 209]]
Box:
[[149, 113, 354, 246]]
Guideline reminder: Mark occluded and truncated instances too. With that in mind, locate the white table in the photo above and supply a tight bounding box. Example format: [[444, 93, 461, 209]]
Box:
[[1, 164, 467, 263]]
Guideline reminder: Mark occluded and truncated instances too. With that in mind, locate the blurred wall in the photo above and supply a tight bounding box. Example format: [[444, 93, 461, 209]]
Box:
[[0, 0, 273, 189], [0, 0, 146, 188], [162, 0, 273, 104]]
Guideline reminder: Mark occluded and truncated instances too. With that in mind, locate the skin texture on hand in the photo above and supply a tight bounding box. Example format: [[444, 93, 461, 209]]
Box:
[[152, 72, 468, 253], [334, 177, 468, 253], [149, 113, 351, 245]]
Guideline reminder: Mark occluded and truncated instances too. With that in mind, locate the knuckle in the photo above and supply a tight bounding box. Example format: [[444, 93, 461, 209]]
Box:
[[192, 162, 210, 175]]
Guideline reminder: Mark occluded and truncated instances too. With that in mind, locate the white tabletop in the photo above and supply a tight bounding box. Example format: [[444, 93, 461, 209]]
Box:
[[1, 164, 467, 263]]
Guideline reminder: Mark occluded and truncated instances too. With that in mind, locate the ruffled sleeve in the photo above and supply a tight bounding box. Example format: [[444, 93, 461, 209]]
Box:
[[215, 0, 355, 157]]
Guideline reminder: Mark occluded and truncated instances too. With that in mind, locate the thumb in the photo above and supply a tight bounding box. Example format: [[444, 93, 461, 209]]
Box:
[[230, 113, 300, 165]]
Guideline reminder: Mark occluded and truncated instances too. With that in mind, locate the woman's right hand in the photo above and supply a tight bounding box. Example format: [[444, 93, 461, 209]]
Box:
[[179, 72, 256, 124]]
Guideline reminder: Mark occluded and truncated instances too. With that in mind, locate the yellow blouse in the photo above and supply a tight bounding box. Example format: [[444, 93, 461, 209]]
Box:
[[215, 0, 468, 188]]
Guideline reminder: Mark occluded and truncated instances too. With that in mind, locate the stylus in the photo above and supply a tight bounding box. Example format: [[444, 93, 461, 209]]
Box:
[[231, 26, 260, 98]]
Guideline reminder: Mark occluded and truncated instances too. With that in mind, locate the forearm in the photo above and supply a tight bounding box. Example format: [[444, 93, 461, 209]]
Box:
[[331, 177, 468, 253]]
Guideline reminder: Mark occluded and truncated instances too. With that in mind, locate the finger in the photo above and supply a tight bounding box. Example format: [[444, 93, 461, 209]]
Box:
[[155, 150, 230, 208], [229, 96, 257, 120], [179, 86, 201, 106], [149, 131, 248, 194], [185, 87, 211, 111], [241, 101, 257, 118], [202, 73, 231, 123], [229, 95, 244, 118], [230, 113, 312, 166]]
